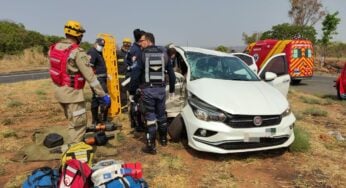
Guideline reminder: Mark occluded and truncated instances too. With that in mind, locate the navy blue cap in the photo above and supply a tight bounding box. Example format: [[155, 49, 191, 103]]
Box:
[[95, 38, 105, 46]]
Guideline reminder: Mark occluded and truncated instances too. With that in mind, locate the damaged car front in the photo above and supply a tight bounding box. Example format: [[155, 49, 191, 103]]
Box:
[[167, 47, 295, 154]]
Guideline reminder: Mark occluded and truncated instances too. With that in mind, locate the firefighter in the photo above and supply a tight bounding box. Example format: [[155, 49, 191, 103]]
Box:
[[116, 37, 132, 112], [125, 29, 146, 132], [129, 32, 175, 155], [87, 38, 111, 125], [48, 20, 110, 144]]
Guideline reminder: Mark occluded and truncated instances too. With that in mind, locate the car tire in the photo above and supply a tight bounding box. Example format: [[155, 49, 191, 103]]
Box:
[[291, 79, 301, 85], [168, 114, 184, 142], [337, 86, 342, 100]]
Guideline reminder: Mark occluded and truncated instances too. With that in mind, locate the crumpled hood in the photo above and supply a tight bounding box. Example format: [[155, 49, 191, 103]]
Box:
[[188, 78, 288, 115]]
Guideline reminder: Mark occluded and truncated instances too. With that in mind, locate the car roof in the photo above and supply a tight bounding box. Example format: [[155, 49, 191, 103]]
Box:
[[175, 46, 235, 57]]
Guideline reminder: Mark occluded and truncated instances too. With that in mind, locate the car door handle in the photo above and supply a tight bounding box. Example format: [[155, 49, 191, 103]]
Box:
[[283, 79, 290, 83]]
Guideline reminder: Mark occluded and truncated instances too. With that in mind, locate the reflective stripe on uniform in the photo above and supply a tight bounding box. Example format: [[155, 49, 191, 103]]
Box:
[[118, 75, 125, 79], [72, 108, 86, 117], [96, 73, 107, 77], [90, 79, 100, 87], [147, 120, 156, 125]]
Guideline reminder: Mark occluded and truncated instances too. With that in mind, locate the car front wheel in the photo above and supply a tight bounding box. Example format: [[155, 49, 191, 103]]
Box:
[[168, 114, 185, 142]]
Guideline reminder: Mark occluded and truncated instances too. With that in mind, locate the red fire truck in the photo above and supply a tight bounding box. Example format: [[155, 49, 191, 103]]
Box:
[[334, 62, 346, 100], [246, 39, 314, 84]]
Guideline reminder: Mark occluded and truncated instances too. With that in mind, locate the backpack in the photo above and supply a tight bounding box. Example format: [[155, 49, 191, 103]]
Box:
[[59, 159, 92, 188], [22, 167, 59, 188], [61, 142, 94, 167], [91, 160, 145, 187], [95, 176, 147, 188]]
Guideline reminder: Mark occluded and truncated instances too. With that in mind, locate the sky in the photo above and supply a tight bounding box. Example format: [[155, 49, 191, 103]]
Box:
[[1, 0, 345, 48]]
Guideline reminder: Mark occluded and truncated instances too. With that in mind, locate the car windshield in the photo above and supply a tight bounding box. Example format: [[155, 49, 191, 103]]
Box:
[[186, 51, 260, 81]]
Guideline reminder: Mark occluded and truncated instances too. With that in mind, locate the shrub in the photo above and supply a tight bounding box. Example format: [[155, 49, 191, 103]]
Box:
[[303, 107, 328, 117], [290, 126, 311, 152], [2, 118, 14, 125], [7, 100, 23, 108], [2, 130, 17, 138]]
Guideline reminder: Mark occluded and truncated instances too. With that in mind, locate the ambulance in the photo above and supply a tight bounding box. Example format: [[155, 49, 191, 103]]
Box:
[[245, 39, 314, 84]]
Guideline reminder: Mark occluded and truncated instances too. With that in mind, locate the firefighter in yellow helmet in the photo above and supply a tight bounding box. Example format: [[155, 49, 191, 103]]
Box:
[[116, 37, 132, 112], [48, 20, 110, 144]]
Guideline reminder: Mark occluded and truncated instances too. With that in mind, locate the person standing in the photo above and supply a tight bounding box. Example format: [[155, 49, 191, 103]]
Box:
[[116, 38, 132, 112], [129, 32, 175, 155], [87, 38, 111, 125], [48, 20, 110, 144], [125, 29, 146, 131]]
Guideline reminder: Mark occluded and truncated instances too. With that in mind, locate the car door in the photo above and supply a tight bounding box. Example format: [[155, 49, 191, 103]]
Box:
[[165, 48, 188, 118], [258, 53, 290, 97], [232, 53, 258, 73]]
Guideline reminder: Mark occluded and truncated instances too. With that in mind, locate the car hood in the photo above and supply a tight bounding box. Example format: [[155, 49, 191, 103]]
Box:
[[188, 78, 288, 115]]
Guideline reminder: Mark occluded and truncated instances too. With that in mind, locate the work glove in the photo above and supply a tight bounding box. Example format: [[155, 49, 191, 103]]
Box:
[[129, 95, 135, 103], [102, 95, 111, 107]]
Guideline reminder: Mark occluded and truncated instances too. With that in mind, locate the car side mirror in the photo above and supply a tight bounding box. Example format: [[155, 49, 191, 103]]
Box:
[[264, 72, 277, 81]]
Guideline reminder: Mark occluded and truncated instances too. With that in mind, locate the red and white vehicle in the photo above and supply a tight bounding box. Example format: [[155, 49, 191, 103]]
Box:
[[334, 62, 346, 100]]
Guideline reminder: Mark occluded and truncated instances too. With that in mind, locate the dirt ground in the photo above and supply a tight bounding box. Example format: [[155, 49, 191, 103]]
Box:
[[0, 79, 345, 188]]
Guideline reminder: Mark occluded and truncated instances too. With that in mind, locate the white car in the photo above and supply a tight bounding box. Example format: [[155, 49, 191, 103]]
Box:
[[166, 47, 295, 154]]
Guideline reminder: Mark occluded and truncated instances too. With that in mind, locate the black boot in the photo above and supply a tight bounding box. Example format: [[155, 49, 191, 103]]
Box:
[[142, 124, 157, 155], [102, 106, 109, 123], [91, 107, 99, 125], [158, 120, 168, 146]]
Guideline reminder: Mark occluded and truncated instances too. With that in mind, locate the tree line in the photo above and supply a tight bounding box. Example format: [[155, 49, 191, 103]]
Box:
[[0, 20, 92, 58], [215, 0, 345, 63]]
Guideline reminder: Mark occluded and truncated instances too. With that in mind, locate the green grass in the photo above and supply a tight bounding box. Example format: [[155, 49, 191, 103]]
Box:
[[290, 126, 311, 153], [6, 99, 23, 108], [300, 96, 333, 105], [116, 132, 125, 142], [160, 153, 184, 171], [293, 111, 304, 121], [2, 130, 17, 138], [35, 89, 47, 95], [303, 107, 328, 117], [1, 118, 15, 125]]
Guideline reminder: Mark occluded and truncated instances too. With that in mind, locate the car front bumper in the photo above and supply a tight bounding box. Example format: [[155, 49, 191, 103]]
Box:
[[181, 105, 296, 154]]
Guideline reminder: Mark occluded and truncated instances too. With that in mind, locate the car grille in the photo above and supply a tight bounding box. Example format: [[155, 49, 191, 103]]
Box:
[[216, 137, 289, 150], [224, 114, 282, 128]]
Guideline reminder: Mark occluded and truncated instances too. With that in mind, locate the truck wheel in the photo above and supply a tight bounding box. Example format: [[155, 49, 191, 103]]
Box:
[[291, 79, 301, 85], [337, 86, 342, 100], [168, 114, 184, 142]]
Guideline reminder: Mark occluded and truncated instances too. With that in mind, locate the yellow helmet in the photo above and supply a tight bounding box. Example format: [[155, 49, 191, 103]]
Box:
[[64, 20, 85, 37], [123, 37, 132, 44]]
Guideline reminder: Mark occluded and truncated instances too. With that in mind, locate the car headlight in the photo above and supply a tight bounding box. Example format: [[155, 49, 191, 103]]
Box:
[[188, 95, 226, 122], [281, 107, 291, 117]]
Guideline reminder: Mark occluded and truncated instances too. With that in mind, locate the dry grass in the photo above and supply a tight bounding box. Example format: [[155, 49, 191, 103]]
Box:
[[0, 47, 48, 73], [0, 80, 345, 187]]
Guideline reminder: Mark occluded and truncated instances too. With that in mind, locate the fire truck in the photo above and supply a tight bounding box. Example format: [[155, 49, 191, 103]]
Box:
[[334, 62, 346, 100], [245, 39, 314, 84]]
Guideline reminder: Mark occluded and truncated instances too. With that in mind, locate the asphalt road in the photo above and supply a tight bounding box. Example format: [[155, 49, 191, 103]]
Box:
[[290, 74, 338, 97], [0, 70, 49, 84], [0, 70, 338, 96]]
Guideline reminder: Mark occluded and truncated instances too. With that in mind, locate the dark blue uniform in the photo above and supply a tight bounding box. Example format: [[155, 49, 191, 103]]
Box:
[[87, 47, 109, 124], [126, 43, 145, 130], [125, 43, 142, 76], [129, 45, 175, 154]]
